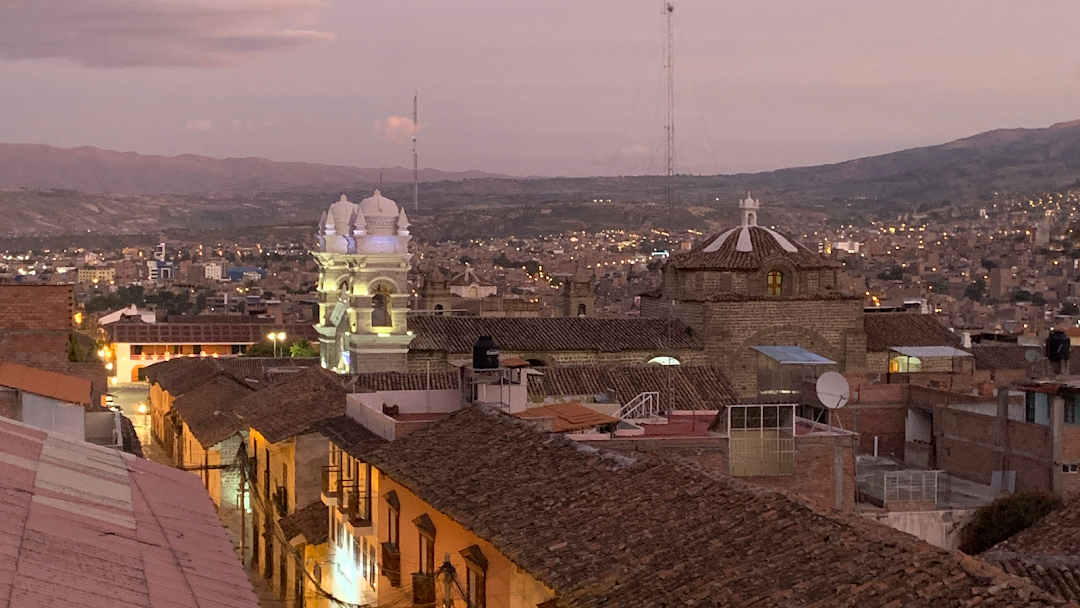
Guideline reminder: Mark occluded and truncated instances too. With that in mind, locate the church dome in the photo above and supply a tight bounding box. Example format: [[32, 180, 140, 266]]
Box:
[[359, 189, 399, 217], [671, 194, 838, 271]]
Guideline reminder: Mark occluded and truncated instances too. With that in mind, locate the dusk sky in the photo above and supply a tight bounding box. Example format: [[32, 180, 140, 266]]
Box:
[[3, 0, 1080, 177]]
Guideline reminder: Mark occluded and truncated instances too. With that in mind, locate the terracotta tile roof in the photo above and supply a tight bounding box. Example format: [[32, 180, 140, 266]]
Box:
[[515, 402, 619, 432], [170, 374, 255, 448], [0, 416, 260, 608], [106, 321, 317, 344], [313, 415, 387, 461], [981, 498, 1080, 602], [527, 364, 738, 410], [971, 344, 1034, 371], [0, 361, 92, 404], [235, 367, 349, 444], [986, 558, 1080, 603], [864, 312, 962, 352], [278, 500, 330, 546], [670, 226, 839, 271], [216, 357, 319, 386], [365, 407, 1059, 607], [348, 371, 460, 392], [144, 357, 239, 395], [407, 316, 700, 353]]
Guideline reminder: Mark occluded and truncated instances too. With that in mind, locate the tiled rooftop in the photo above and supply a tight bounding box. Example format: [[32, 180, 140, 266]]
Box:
[[364, 406, 1060, 607], [670, 226, 839, 271], [0, 360, 92, 404], [0, 416, 260, 608], [235, 366, 349, 444], [528, 364, 738, 410], [864, 312, 962, 352], [406, 316, 700, 353]]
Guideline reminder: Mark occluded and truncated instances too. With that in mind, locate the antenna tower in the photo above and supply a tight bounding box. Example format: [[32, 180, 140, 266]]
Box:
[[664, 1, 675, 209], [413, 91, 419, 212]]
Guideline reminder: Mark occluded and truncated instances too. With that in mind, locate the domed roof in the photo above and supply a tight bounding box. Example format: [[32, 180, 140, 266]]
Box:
[[328, 194, 357, 225], [671, 195, 838, 271], [359, 189, 398, 217]]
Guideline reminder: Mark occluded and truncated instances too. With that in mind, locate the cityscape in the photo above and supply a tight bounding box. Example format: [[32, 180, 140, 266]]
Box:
[[7, 2, 1080, 608]]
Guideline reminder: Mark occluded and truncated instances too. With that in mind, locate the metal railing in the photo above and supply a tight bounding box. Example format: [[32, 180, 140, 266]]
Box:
[[858, 470, 941, 508], [616, 392, 661, 419]]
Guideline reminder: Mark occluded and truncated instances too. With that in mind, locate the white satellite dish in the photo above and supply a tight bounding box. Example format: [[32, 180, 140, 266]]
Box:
[[1025, 349, 1040, 364], [816, 372, 850, 409]]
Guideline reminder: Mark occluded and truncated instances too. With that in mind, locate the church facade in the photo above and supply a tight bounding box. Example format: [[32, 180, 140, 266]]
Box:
[[313, 192, 413, 373], [640, 194, 866, 398]]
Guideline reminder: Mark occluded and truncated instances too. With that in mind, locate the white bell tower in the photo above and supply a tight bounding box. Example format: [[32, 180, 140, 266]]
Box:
[[313, 191, 413, 373]]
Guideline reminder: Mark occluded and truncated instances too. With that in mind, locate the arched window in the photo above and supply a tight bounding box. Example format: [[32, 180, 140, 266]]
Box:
[[767, 270, 783, 296], [370, 282, 394, 328], [577, 303, 587, 317], [647, 356, 681, 366], [434, 304, 444, 316]]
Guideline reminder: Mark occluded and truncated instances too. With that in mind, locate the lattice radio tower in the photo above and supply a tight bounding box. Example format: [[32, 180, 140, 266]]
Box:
[[412, 92, 419, 211], [664, 1, 675, 209]]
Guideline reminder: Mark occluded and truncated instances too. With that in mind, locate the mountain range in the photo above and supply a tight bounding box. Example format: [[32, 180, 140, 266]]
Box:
[[0, 144, 508, 195], [4, 119, 1080, 237]]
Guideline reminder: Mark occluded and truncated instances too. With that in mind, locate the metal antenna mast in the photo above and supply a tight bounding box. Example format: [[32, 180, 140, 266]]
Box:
[[664, 1, 675, 209], [412, 91, 418, 212]]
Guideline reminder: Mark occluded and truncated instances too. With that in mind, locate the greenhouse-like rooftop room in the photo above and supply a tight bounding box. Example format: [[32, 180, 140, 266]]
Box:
[[751, 345, 837, 400]]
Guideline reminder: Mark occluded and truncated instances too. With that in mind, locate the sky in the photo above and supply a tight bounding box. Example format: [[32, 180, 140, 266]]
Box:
[[2, 0, 1080, 177]]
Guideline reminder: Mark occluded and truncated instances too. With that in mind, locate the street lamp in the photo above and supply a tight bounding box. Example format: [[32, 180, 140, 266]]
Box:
[[267, 331, 287, 357]]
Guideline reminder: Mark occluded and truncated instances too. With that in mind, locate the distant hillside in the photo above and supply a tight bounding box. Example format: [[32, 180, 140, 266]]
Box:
[[0, 144, 508, 195], [5, 120, 1080, 236]]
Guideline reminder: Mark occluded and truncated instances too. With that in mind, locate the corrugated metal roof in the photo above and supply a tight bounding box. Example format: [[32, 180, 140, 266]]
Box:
[[0, 416, 261, 608], [751, 345, 836, 365], [0, 361, 92, 404], [890, 346, 972, 359]]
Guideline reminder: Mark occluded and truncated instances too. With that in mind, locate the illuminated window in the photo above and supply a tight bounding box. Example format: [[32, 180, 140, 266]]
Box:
[[767, 270, 783, 296], [647, 356, 681, 366]]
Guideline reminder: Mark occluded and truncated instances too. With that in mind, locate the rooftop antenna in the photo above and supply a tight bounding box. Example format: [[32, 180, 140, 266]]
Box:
[[413, 91, 419, 212], [664, 1, 675, 212]]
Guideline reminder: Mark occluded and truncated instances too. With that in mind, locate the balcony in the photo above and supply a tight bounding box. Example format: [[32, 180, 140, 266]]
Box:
[[381, 542, 401, 588], [321, 466, 341, 506], [412, 572, 436, 606], [272, 486, 289, 516]]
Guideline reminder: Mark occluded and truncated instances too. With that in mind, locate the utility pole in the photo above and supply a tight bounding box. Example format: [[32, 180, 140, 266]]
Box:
[[664, 1, 675, 211], [413, 92, 419, 212]]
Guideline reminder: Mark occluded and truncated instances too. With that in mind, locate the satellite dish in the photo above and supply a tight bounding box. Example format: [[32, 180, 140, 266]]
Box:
[[1026, 349, 1040, 364], [816, 372, 850, 410]]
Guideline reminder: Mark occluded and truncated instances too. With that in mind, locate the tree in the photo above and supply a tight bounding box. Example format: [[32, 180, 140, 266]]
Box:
[[1012, 290, 1033, 303], [959, 493, 1061, 554], [965, 278, 986, 302], [1062, 302, 1079, 316], [877, 266, 903, 281], [243, 341, 277, 357], [290, 341, 319, 358]]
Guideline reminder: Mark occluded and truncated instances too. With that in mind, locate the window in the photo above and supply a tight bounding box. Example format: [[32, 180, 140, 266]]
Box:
[[460, 545, 487, 608], [368, 545, 377, 587], [889, 355, 921, 373], [434, 304, 444, 316], [767, 270, 783, 296], [577, 303, 587, 316], [1025, 391, 1050, 426], [647, 356, 680, 366], [388, 505, 400, 546], [414, 514, 436, 575]]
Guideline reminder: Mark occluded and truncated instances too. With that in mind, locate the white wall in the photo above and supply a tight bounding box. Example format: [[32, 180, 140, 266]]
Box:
[[21, 393, 85, 441]]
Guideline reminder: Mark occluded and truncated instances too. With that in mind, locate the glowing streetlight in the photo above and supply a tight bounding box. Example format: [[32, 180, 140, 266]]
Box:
[[268, 331, 287, 357]]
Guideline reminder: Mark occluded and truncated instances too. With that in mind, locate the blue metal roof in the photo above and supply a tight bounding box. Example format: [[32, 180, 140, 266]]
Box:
[[751, 345, 836, 365]]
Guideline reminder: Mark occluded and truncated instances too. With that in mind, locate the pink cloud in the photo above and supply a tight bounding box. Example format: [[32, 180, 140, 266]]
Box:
[[185, 119, 213, 132], [374, 116, 419, 145]]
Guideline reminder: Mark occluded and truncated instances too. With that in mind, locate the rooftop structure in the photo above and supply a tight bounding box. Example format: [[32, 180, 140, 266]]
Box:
[[0, 416, 260, 608]]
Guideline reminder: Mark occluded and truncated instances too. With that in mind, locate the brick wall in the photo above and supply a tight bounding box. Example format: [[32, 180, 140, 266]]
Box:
[[831, 404, 907, 460], [742, 435, 857, 513], [935, 406, 1054, 494], [697, 298, 865, 398], [0, 285, 73, 330]]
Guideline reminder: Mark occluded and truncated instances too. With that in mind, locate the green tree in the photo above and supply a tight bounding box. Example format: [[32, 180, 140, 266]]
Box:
[[290, 341, 319, 358], [965, 278, 986, 302], [1062, 302, 1079, 316], [1013, 290, 1033, 303], [958, 493, 1062, 554], [243, 341, 277, 357]]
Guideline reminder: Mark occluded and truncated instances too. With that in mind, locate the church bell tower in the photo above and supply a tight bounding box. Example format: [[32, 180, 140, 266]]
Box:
[[313, 191, 413, 373]]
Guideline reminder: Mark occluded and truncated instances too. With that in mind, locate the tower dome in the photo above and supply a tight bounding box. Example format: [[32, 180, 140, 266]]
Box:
[[318, 194, 361, 253], [360, 189, 398, 217]]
